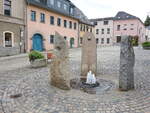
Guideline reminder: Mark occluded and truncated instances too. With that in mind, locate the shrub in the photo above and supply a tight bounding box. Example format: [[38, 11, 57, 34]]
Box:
[[131, 36, 139, 46], [142, 42, 150, 47], [29, 51, 45, 62]]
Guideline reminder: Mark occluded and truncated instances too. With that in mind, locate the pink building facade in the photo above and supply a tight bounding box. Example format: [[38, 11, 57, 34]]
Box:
[[91, 11, 146, 46], [113, 12, 145, 44], [26, 0, 93, 52], [27, 5, 78, 52], [113, 19, 145, 44]]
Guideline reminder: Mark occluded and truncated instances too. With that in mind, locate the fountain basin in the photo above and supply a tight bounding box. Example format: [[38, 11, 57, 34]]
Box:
[[70, 78, 115, 94]]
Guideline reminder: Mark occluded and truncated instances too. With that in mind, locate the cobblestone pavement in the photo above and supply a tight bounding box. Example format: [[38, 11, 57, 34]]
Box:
[[0, 46, 150, 113]]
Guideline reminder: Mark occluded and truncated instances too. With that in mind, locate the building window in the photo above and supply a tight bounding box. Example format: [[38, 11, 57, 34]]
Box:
[[104, 21, 109, 25], [80, 25, 82, 31], [64, 36, 67, 40], [116, 36, 121, 43], [64, 20, 67, 28], [3, 31, 13, 47], [90, 28, 92, 32], [117, 25, 121, 31], [40, 13, 45, 23], [31, 11, 36, 21], [64, 4, 67, 10], [50, 35, 54, 44], [101, 29, 104, 34], [86, 26, 89, 32], [101, 38, 104, 44], [96, 38, 99, 44], [4, 0, 11, 16], [74, 23, 77, 30], [57, 1, 61, 8], [69, 21, 72, 29], [57, 18, 61, 26], [96, 29, 99, 34], [94, 22, 97, 25], [83, 25, 85, 32], [145, 35, 148, 41], [80, 37, 83, 44], [107, 28, 110, 34], [70, 7, 73, 14], [50, 16, 54, 25], [107, 38, 110, 44]]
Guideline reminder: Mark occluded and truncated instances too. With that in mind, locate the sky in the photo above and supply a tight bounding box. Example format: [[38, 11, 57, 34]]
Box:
[[71, 0, 150, 22]]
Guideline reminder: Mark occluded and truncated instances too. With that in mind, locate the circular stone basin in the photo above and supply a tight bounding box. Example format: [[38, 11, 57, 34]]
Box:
[[81, 81, 100, 88], [70, 78, 115, 94]]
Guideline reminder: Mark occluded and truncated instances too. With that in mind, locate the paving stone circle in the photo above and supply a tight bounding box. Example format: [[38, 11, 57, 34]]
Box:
[[0, 46, 150, 113]]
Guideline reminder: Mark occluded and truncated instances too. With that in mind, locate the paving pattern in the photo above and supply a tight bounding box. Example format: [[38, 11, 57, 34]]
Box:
[[0, 46, 150, 113]]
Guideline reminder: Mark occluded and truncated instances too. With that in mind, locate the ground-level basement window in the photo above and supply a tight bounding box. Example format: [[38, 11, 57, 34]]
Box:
[[3, 31, 14, 47]]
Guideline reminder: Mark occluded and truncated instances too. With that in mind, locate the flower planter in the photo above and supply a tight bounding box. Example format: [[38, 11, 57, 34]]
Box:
[[30, 59, 47, 68], [143, 46, 150, 50], [47, 53, 53, 59]]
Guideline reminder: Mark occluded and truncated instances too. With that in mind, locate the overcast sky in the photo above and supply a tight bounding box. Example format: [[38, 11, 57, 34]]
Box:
[[71, 0, 150, 22]]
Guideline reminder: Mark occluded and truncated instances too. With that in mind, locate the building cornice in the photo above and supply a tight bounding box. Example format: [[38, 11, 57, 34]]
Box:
[[0, 14, 25, 25]]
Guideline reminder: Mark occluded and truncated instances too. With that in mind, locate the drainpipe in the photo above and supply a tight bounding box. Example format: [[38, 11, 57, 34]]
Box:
[[77, 22, 80, 47], [19, 28, 23, 53]]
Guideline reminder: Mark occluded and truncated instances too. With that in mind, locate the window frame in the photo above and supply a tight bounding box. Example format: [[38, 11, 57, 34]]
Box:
[[3, 31, 14, 47], [57, 1, 61, 8], [69, 21, 72, 29], [50, 35, 54, 44], [107, 28, 110, 34], [57, 18, 61, 26], [31, 10, 36, 21], [117, 25, 121, 31], [3, 0, 11, 16], [101, 38, 104, 44], [104, 21, 109, 25], [96, 29, 99, 34], [74, 22, 77, 30], [50, 16, 55, 25], [40, 13, 45, 23], [64, 20, 67, 28], [63, 4, 67, 10], [107, 38, 110, 44], [101, 29, 104, 34]]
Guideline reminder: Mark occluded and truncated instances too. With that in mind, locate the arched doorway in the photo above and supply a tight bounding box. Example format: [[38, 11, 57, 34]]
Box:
[[32, 34, 43, 51], [70, 37, 74, 48]]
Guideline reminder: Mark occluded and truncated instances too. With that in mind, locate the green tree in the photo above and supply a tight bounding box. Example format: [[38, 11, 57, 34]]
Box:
[[144, 15, 150, 26]]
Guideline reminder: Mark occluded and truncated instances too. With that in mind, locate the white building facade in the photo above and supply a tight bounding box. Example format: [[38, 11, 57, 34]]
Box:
[[90, 17, 114, 46]]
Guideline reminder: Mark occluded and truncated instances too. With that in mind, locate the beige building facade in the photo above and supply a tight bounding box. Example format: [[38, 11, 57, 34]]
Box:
[[0, 0, 26, 56]]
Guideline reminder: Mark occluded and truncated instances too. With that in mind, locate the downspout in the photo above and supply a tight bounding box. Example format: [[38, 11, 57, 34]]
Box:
[[78, 21, 80, 47], [24, 1, 28, 52]]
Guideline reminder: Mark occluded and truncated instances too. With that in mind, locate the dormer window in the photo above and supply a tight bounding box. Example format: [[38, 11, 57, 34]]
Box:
[[70, 7, 74, 14], [47, 0, 54, 6], [57, 1, 61, 8], [64, 4, 67, 10]]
